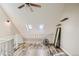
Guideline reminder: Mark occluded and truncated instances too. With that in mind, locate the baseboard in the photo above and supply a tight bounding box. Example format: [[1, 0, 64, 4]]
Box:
[[61, 47, 72, 56]]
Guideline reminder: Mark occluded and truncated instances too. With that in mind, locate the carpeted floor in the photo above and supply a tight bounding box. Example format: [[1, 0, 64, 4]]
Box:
[[15, 43, 68, 56]]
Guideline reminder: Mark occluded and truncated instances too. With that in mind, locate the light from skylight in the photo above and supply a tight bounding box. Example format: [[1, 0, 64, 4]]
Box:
[[28, 24, 32, 30], [39, 24, 44, 30], [38, 24, 44, 32]]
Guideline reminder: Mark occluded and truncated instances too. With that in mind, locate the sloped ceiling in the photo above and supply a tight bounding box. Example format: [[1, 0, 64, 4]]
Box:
[[0, 3, 64, 39]]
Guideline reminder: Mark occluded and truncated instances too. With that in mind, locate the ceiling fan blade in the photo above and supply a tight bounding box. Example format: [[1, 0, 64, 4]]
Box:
[[30, 3, 41, 8], [18, 4, 25, 9]]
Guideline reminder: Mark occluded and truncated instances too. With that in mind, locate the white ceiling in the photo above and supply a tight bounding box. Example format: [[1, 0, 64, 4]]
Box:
[[0, 3, 65, 39]]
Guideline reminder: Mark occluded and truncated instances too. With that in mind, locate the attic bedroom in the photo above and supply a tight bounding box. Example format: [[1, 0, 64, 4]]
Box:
[[0, 3, 79, 56]]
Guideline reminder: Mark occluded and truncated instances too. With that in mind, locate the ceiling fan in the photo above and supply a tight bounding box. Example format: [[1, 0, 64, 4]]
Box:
[[18, 3, 41, 12]]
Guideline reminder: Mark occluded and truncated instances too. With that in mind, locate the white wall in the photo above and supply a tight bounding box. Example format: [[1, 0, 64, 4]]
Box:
[[0, 6, 23, 46], [61, 4, 79, 56], [0, 6, 11, 37]]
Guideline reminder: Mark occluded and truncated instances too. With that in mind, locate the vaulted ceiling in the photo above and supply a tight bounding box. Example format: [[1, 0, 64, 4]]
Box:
[[0, 3, 65, 39]]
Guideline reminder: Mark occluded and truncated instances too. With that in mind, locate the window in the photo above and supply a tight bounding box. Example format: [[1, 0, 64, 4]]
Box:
[[26, 24, 32, 31]]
